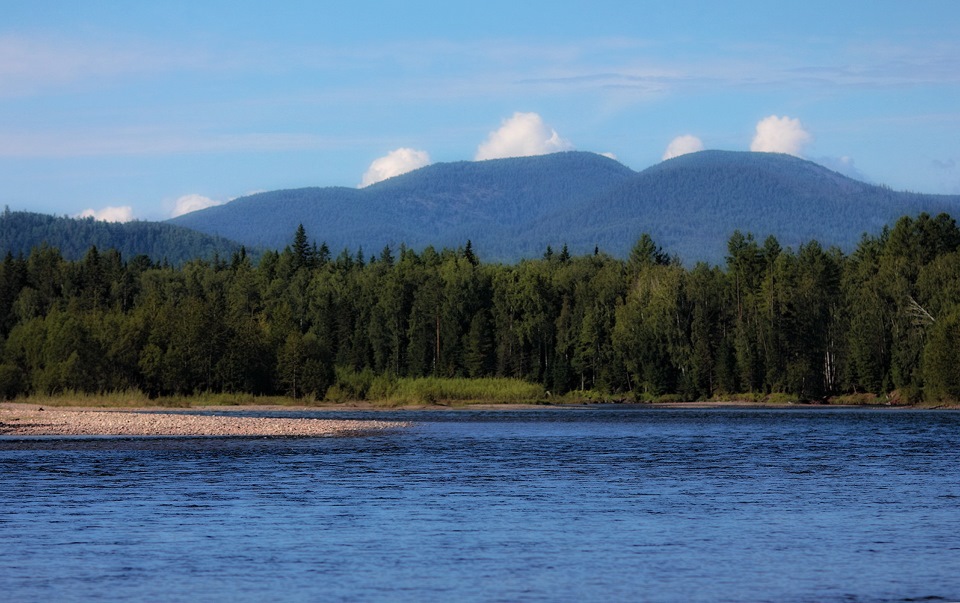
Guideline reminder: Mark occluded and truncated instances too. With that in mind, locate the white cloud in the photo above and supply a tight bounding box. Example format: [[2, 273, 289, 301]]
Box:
[[474, 112, 574, 160], [360, 147, 431, 187], [171, 194, 223, 218], [662, 135, 705, 160], [750, 115, 812, 156], [816, 156, 871, 182], [599, 152, 619, 160], [77, 206, 135, 223]]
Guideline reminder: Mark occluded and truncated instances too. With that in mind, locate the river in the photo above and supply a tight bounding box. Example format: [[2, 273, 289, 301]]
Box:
[[2, 407, 958, 602]]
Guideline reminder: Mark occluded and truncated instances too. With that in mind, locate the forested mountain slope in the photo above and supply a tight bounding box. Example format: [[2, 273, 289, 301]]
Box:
[[0, 210, 245, 264], [168, 152, 636, 260], [543, 151, 960, 262], [169, 150, 960, 265]]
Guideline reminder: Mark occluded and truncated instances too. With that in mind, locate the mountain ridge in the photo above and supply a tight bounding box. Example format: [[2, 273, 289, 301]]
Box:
[[0, 210, 245, 264], [170, 151, 636, 259], [531, 150, 958, 261], [169, 150, 960, 264], [6, 151, 958, 266]]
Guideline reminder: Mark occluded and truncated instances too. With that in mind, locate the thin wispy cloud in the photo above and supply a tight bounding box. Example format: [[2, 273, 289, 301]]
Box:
[[0, 34, 210, 98], [0, 129, 357, 158], [511, 39, 960, 98], [4, 32, 957, 105]]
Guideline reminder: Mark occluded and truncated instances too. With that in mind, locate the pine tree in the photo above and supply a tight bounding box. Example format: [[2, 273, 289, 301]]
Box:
[[291, 224, 312, 271], [464, 240, 478, 266]]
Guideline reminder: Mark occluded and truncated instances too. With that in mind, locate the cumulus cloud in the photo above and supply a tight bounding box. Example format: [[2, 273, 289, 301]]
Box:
[[750, 115, 812, 156], [77, 206, 135, 223], [662, 135, 705, 160], [474, 112, 574, 161], [360, 147, 431, 187], [171, 194, 223, 218]]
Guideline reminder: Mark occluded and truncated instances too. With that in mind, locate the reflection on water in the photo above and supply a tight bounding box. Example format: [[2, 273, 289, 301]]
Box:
[[2, 408, 959, 602]]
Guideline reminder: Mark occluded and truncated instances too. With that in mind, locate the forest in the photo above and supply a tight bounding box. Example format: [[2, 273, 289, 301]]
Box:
[[169, 151, 960, 265], [0, 208, 244, 264], [1, 212, 959, 404]]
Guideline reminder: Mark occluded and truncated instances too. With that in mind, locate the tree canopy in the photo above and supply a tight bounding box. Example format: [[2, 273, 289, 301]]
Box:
[[2, 213, 959, 403]]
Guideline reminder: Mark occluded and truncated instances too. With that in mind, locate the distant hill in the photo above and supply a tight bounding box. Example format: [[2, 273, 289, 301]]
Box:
[[169, 152, 636, 261], [535, 150, 960, 262], [168, 150, 960, 265], [19, 151, 956, 266], [0, 210, 245, 264]]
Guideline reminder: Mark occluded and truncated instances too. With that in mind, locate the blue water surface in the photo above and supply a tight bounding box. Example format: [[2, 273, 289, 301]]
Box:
[[1, 407, 959, 602]]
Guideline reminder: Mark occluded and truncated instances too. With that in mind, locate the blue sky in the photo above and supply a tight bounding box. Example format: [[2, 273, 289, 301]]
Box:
[[2, 0, 959, 221]]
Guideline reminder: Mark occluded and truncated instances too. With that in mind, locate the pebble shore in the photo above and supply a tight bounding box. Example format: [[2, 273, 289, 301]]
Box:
[[0, 407, 408, 437]]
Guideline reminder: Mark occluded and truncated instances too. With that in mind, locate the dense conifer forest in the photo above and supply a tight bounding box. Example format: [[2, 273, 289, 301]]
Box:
[[2, 213, 960, 403]]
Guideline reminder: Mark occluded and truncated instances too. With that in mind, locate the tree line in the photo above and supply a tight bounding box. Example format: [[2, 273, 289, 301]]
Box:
[[2, 214, 959, 403]]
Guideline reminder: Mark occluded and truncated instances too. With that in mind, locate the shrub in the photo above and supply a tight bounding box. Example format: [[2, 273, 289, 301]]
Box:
[[0, 364, 24, 400], [377, 377, 545, 405], [764, 392, 800, 405], [332, 366, 376, 400]]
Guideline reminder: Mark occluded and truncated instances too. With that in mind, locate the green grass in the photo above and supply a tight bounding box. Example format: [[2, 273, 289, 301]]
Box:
[[382, 377, 546, 406], [827, 392, 883, 406], [326, 374, 546, 406], [557, 389, 634, 404], [11, 389, 156, 408], [8, 386, 955, 409], [710, 392, 767, 403], [708, 392, 805, 404], [7, 377, 547, 409], [762, 392, 802, 405]]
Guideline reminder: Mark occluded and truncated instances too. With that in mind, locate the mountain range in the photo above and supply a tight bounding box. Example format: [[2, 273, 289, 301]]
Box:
[[0, 209, 243, 264], [7, 151, 960, 266], [171, 151, 634, 261], [169, 150, 960, 265]]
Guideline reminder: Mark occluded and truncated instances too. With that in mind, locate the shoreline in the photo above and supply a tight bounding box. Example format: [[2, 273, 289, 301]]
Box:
[[2, 398, 956, 436], [0, 405, 408, 437]]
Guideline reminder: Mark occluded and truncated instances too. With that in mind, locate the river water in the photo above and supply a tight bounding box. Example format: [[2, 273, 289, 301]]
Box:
[[1, 407, 959, 602]]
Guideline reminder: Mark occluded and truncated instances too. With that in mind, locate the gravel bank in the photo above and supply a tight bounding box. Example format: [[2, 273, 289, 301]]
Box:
[[0, 407, 408, 437]]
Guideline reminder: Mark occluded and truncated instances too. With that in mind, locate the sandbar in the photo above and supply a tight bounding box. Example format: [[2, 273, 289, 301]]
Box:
[[0, 406, 408, 437]]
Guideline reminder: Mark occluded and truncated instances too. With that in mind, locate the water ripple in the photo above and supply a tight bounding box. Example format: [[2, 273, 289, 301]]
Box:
[[1, 408, 959, 602]]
